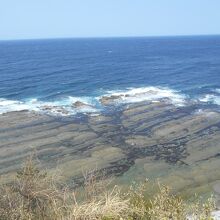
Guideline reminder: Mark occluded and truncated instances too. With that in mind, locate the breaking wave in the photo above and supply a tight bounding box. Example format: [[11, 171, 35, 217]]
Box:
[[3, 86, 220, 116], [199, 94, 220, 105], [0, 96, 98, 116], [102, 86, 186, 106]]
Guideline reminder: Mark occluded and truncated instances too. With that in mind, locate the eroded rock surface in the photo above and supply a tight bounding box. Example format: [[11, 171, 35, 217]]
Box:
[[0, 101, 220, 199]]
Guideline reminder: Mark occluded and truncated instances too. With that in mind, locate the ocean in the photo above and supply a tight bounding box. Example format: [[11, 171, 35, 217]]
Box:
[[0, 35, 220, 116], [1, 36, 220, 204]]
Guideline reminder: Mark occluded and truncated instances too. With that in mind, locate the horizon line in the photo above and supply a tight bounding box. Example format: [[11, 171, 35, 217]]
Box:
[[1, 33, 220, 42]]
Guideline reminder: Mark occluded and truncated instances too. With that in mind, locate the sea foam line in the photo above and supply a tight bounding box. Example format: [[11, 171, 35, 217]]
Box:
[[101, 86, 186, 106], [0, 86, 189, 116], [0, 96, 98, 116], [199, 94, 220, 105]]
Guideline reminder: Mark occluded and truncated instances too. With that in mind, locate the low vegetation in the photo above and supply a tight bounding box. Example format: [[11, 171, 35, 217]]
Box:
[[0, 157, 216, 220]]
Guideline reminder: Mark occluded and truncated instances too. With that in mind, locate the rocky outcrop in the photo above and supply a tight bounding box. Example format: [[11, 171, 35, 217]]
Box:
[[99, 95, 122, 105], [0, 101, 220, 197], [40, 105, 69, 115], [72, 101, 93, 109]]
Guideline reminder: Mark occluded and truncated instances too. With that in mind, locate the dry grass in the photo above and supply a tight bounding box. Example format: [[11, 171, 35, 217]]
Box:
[[0, 157, 216, 220]]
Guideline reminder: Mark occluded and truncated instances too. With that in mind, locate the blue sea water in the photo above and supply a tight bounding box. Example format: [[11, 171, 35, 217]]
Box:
[[0, 36, 220, 115]]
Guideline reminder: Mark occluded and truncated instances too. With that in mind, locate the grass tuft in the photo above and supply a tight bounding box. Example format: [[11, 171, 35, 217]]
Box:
[[0, 157, 216, 220]]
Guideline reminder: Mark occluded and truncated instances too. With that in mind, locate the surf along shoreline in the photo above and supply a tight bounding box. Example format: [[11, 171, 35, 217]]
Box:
[[0, 87, 220, 209]]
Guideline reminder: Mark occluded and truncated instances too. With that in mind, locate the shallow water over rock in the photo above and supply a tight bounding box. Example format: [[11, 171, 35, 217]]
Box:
[[0, 101, 220, 205]]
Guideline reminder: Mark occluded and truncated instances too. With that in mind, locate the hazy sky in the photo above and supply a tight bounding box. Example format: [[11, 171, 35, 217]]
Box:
[[0, 0, 220, 40]]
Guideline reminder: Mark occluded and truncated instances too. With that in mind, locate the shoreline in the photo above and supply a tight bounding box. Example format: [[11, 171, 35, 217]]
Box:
[[0, 100, 220, 206], [2, 85, 220, 117]]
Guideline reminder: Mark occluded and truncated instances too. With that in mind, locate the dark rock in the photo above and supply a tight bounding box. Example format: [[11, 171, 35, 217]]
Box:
[[72, 101, 93, 109], [99, 95, 122, 105], [40, 105, 69, 115]]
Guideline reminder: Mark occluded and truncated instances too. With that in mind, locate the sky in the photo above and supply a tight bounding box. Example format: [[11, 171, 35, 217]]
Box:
[[0, 0, 220, 40]]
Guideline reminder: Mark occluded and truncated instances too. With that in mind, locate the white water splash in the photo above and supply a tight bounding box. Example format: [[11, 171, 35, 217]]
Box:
[[101, 86, 186, 106]]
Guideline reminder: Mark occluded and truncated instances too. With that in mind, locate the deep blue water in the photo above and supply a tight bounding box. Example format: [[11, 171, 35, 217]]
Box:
[[0, 36, 220, 115]]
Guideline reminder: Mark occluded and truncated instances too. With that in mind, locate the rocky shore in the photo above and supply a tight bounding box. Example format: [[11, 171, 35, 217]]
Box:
[[0, 100, 220, 205]]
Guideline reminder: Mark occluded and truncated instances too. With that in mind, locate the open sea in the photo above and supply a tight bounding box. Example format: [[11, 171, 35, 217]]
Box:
[[0, 35, 220, 116]]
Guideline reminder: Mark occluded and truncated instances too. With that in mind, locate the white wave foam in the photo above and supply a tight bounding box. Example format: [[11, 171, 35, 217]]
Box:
[[0, 87, 188, 116], [101, 86, 186, 106], [199, 94, 220, 105], [0, 98, 30, 114], [0, 96, 98, 116], [214, 88, 220, 94]]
